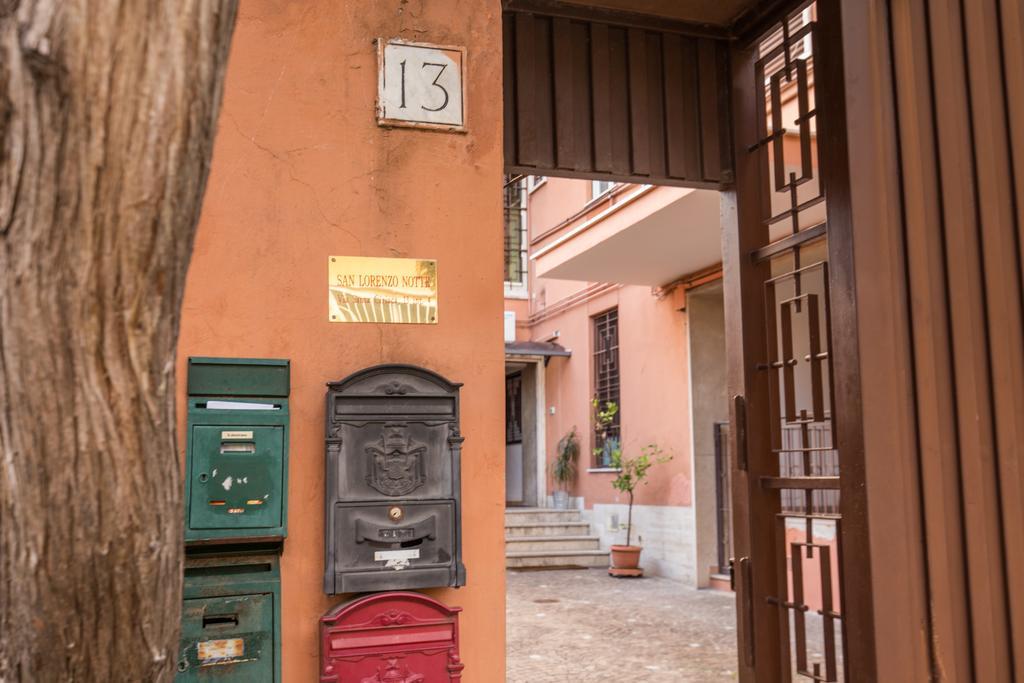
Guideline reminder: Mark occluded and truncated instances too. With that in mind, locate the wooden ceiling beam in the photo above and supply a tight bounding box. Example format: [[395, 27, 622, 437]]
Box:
[[502, 0, 730, 40]]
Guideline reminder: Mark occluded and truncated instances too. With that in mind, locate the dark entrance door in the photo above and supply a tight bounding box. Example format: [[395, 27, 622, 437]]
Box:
[[505, 372, 524, 505]]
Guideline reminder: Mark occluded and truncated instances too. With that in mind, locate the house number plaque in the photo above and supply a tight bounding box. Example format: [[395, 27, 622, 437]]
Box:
[[377, 38, 466, 131]]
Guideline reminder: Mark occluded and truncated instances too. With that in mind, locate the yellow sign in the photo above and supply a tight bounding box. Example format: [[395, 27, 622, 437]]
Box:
[[197, 638, 244, 663], [328, 256, 438, 324]]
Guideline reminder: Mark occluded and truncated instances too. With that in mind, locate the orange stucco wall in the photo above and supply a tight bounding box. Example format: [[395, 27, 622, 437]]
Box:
[[177, 2, 505, 680]]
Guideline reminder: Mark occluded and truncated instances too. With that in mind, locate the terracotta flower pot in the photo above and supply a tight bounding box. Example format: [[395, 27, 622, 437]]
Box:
[[609, 545, 643, 577]]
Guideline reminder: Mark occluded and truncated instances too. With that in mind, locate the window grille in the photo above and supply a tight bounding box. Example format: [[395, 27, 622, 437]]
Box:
[[759, 4, 814, 81], [503, 175, 527, 285], [749, 3, 845, 679], [593, 308, 621, 467]]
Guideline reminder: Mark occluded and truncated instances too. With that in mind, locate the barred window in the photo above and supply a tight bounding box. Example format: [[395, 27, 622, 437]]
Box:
[[503, 175, 527, 285], [593, 308, 621, 467], [591, 179, 615, 199]]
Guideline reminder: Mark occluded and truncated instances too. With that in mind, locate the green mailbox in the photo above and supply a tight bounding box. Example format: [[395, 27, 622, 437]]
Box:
[[176, 554, 281, 682], [185, 357, 290, 545]]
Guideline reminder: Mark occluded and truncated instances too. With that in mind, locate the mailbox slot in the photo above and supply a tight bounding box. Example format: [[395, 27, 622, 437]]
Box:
[[332, 395, 456, 416], [324, 365, 465, 594], [329, 501, 454, 593], [202, 613, 239, 628], [220, 442, 256, 454], [328, 623, 454, 651]]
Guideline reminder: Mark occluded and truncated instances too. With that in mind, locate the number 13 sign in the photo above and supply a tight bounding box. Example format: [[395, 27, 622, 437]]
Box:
[[377, 39, 466, 132]]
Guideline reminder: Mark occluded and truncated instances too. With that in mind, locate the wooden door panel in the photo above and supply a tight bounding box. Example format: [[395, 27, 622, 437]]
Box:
[[725, 2, 848, 679]]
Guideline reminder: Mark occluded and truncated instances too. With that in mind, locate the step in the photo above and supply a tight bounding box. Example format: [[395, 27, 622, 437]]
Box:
[[504, 535, 601, 552], [504, 521, 592, 537], [709, 573, 733, 593], [505, 549, 610, 569], [504, 508, 581, 524]]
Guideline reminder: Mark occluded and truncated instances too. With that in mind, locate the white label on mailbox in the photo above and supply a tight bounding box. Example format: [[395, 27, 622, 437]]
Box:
[[374, 548, 420, 562], [221, 430, 253, 440], [208, 400, 278, 411], [377, 39, 465, 130], [197, 638, 244, 663]]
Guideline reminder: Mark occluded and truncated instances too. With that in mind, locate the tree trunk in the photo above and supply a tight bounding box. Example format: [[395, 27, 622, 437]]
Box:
[[0, 1, 237, 680]]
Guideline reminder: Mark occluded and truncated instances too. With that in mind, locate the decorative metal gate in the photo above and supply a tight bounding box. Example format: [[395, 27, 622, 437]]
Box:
[[725, 1, 847, 680]]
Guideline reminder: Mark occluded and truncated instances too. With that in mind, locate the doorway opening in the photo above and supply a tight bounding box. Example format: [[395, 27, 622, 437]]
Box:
[[501, 170, 742, 676], [501, 170, 738, 680], [505, 370, 525, 505], [500, 0, 858, 680], [504, 362, 547, 508]]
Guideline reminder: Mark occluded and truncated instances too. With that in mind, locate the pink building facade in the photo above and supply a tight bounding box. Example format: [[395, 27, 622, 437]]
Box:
[[503, 176, 729, 587]]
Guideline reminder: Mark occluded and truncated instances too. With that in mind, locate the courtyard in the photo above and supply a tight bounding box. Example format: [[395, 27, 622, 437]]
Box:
[[506, 568, 739, 682]]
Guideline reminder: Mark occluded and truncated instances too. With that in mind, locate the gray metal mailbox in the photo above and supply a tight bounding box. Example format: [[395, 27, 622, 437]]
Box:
[[323, 364, 466, 594]]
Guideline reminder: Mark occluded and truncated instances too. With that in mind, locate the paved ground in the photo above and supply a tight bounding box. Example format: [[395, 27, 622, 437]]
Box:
[[507, 568, 739, 682]]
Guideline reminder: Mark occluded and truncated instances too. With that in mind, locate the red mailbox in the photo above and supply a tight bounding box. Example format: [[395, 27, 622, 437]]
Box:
[[320, 592, 464, 682]]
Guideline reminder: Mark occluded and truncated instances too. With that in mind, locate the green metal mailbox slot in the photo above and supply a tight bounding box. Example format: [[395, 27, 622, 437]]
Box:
[[176, 554, 281, 682], [185, 357, 290, 545]]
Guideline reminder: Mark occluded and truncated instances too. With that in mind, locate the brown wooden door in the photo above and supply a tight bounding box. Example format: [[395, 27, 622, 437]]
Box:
[[723, 2, 849, 680], [505, 372, 525, 505]]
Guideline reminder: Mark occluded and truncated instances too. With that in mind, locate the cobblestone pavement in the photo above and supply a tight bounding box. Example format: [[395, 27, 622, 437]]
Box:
[[506, 568, 739, 683]]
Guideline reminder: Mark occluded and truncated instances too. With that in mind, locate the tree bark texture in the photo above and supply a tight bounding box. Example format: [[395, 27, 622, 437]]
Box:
[[0, 1, 237, 680]]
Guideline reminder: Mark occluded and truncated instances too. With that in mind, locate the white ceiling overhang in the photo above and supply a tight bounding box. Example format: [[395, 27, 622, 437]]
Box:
[[532, 186, 722, 287]]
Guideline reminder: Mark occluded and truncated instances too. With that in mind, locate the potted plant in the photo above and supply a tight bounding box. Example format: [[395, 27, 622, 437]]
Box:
[[550, 427, 579, 509], [593, 400, 671, 577], [593, 400, 619, 468]]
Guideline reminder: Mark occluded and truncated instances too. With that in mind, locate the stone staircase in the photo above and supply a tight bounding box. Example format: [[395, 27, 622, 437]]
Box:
[[504, 508, 609, 569]]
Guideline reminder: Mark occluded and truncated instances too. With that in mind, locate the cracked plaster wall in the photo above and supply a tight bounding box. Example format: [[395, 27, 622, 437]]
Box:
[[176, 0, 506, 679]]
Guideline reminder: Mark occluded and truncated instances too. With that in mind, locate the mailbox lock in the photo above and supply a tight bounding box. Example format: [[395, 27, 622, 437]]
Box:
[[388, 506, 404, 522], [198, 472, 209, 483]]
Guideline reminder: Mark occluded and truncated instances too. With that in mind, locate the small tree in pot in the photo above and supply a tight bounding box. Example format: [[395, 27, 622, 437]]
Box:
[[550, 427, 579, 509], [593, 400, 671, 577], [608, 443, 669, 576]]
